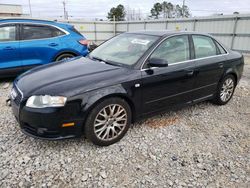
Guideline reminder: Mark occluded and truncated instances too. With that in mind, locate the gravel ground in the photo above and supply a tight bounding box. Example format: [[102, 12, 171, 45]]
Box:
[[0, 58, 249, 187]]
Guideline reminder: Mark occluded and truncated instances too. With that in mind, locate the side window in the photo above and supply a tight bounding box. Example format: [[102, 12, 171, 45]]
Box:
[[69, 26, 82, 36], [215, 41, 227, 54], [0, 25, 16, 42], [51, 27, 65, 37], [150, 35, 190, 64], [192, 35, 217, 58], [22, 25, 64, 40]]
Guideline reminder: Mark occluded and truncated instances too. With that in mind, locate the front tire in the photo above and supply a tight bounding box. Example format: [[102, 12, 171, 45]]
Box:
[[55, 53, 75, 61], [84, 98, 132, 146], [212, 74, 236, 105]]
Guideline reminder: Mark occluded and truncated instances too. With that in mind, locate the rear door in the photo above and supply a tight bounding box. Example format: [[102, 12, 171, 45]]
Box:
[[191, 35, 227, 101], [0, 24, 21, 70], [19, 24, 64, 67], [141, 35, 196, 114]]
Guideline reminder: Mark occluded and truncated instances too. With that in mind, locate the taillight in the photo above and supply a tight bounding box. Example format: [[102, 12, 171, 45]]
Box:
[[78, 39, 88, 46]]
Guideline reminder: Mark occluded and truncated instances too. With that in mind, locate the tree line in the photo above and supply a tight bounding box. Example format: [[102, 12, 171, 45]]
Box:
[[107, 1, 191, 21]]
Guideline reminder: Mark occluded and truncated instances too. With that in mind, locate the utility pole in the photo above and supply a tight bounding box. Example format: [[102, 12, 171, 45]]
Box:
[[28, 0, 32, 17], [62, 0, 68, 20], [138, 8, 141, 20], [132, 9, 135, 20], [163, 3, 166, 18], [126, 6, 129, 21], [182, 0, 185, 18]]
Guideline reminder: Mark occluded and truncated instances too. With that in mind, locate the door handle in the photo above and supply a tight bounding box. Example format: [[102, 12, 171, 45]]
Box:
[[3, 46, 15, 50], [219, 63, 224, 68], [48, 43, 58, 47], [186, 70, 194, 76]]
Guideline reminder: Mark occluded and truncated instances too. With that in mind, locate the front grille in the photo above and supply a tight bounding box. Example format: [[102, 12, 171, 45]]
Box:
[[13, 85, 23, 106]]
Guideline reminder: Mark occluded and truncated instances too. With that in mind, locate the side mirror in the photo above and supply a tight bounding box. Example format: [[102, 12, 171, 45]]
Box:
[[148, 58, 168, 67], [88, 42, 98, 52]]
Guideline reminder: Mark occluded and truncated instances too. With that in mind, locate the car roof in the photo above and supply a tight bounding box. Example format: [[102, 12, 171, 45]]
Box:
[[0, 18, 72, 27], [127, 30, 211, 37]]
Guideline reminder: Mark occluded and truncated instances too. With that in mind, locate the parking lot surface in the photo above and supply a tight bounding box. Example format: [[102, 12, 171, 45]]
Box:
[[0, 57, 249, 187]]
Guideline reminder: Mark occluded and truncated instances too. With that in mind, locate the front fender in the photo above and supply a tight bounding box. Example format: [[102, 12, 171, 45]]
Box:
[[80, 84, 131, 113]]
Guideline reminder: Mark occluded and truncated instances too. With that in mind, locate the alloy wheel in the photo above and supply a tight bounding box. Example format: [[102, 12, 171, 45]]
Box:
[[220, 77, 235, 102], [94, 104, 127, 141]]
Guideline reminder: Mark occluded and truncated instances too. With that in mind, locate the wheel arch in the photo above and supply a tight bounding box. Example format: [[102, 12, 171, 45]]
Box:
[[223, 69, 238, 84], [82, 92, 136, 127], [53, 50, 80, 61], [228, 72, 237, 83], [89, 94, 135, 122]]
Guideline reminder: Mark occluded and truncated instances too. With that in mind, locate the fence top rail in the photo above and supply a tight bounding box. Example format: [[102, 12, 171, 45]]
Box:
[[116, 14, 250, 24], [0, 17, 113, 24], [1, 14, 250, 24]]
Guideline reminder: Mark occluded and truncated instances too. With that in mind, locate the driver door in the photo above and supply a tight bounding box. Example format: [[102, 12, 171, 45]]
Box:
[[141, 35, 196, 114]]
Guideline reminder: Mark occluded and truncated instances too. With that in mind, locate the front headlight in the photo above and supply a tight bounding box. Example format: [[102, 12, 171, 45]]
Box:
[[26, 95, 67, 108]]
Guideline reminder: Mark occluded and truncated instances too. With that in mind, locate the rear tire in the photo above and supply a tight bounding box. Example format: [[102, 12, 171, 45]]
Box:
[[84, 97, 131, 146], [212, 74, 236, 105], [55, 53, 75, 61]]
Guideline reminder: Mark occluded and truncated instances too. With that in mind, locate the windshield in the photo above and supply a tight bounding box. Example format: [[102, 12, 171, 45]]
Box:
[[89, 33, 159, 66]]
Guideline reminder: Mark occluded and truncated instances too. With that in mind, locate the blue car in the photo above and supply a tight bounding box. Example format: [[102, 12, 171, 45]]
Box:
[[0, 18, 88, 77]]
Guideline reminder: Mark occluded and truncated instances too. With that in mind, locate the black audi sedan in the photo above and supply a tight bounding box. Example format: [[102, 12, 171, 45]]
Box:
[[10, 31, 244, 146]]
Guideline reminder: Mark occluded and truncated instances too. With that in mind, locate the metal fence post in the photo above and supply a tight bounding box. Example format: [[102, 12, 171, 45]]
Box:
[[193, 19, 197, 31], [94, 22, 97, 42], [166, 20, 168, 29], [113, 16, 116, 36], [231, 16, 239, 50], [144, 21, 146, 30], [127, 22, 129, 32]]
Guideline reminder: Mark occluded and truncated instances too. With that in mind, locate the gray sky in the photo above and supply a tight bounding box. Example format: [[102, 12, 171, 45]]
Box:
[[1, 0, 250, 19]]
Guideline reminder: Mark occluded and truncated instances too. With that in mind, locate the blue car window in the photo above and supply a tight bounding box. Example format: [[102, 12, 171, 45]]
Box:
[[0, 25, 16, 42], [22, 25, 64, 40]]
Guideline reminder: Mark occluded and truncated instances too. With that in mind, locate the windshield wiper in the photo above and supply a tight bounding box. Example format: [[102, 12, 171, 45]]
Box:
[[91, 56, 121, 67], [90, 56, 105, 62]]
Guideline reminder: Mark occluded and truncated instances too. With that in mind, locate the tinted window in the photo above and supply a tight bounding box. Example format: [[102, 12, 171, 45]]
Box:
[[192, 35, 217, 58], [70, 26, 82, 36], [22, 25, 64, 40], [215, 41, 227, 54], [150, 35, 190, 64], [0, 25, 16, 42], [51, 28, 64, 37]]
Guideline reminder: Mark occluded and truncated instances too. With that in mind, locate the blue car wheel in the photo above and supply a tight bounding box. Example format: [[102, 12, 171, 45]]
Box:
[[55, 53, 76, 61]]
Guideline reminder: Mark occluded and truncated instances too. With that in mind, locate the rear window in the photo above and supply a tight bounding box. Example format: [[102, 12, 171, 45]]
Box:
[[69, 26, 83, 36], [22, 24, 65, 40]]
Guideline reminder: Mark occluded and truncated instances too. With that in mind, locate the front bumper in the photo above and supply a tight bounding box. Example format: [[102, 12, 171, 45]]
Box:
[[11, 99, 85, 140]]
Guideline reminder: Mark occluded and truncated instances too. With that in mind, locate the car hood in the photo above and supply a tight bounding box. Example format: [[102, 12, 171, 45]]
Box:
[[16, 57, 132, 97]]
